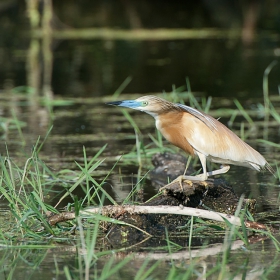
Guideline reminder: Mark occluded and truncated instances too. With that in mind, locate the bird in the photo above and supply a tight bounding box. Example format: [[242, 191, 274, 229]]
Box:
[[106, 95, 274, 181]]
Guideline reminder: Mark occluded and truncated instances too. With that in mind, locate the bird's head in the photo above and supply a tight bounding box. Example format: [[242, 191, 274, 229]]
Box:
[[106, 95, 177, 116]]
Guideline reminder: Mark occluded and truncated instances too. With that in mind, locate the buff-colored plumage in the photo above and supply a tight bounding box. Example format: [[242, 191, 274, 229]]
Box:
[[107, 95, 273, 181]]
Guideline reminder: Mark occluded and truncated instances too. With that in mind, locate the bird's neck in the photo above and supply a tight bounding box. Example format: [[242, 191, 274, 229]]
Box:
[[155, 110, 184, 130]]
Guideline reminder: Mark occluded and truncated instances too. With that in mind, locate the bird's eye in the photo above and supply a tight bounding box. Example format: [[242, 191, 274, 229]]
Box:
[[142, 101, 148, 106]]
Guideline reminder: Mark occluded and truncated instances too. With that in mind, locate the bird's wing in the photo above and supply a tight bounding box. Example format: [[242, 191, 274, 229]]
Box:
[[176, 103, 218, 131]]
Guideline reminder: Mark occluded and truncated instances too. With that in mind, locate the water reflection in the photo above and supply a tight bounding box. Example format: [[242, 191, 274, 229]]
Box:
[[0, 233, 279, 279], [1, 1, 280, 99]]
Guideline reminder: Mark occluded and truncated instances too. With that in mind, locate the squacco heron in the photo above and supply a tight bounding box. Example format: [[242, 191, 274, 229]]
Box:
[[107, 95, 273, 181]]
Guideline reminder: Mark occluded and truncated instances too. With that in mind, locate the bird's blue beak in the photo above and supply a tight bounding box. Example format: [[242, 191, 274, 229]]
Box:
[[106, 100, 141, 109]]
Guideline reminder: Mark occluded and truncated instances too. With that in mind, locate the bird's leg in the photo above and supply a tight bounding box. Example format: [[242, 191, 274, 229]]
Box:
[[159, 153, 231, 192], [178, 164, 230, 181], [177, 152, 208, 181], [206, 165, 230, 176], [171, 152, 230, 183], [160, 153, 206, 192], [177, 159, 192, 191]]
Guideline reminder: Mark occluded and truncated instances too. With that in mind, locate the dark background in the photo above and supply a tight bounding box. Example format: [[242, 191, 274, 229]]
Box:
[[0, 0, 279, 99]]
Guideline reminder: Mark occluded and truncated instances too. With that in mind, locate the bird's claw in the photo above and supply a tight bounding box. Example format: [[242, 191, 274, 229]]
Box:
[[159, 176, 194, 192]]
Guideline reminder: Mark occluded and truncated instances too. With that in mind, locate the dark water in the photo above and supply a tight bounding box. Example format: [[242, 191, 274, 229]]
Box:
[[0, 1, 280, 279], [1, 1, 280, 98]]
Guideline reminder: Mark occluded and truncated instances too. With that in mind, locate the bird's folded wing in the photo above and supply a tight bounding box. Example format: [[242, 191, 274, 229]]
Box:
[[176, 104, 218, 132]]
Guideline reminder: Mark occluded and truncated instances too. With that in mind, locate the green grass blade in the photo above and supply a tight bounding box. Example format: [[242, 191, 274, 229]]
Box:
[[113, 76, 132, 98], [233, 99, 254, 125]]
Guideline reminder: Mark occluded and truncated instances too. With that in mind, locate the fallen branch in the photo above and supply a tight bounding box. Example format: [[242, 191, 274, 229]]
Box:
[[49, 205, 241, 225], [81, 205, 242, 226], [48, 205, 271, 231]]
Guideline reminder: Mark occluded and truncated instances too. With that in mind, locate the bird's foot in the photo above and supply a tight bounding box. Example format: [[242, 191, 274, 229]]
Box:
[[179, 174, 208, 182], [159, 175, 194, 192], [159, 173, 208, 192]]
